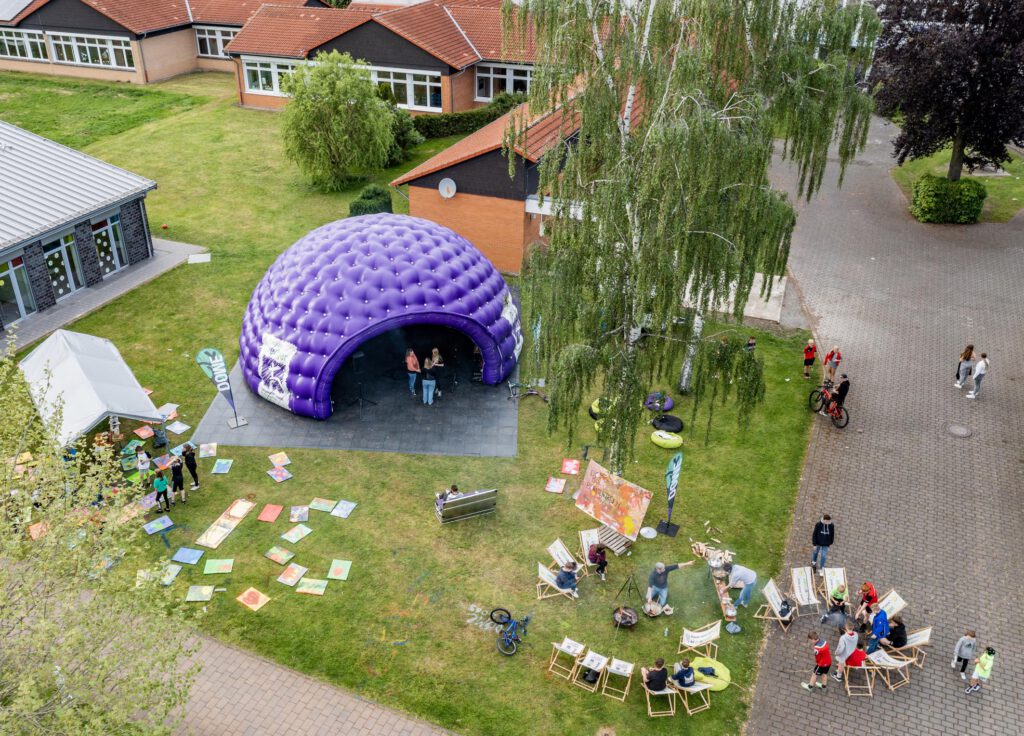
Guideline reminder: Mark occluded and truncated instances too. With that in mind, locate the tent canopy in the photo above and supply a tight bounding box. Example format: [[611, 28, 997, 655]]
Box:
[[19, 329, 164, 445]]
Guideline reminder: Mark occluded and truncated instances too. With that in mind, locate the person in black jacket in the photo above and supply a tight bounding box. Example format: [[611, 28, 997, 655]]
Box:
[[811, 514, 835, 575], [181, 443, 200, 490]]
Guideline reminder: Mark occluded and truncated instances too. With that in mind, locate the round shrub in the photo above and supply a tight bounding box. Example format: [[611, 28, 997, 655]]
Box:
[[910, 174, 987, 224], [349, 184, 393, 216]]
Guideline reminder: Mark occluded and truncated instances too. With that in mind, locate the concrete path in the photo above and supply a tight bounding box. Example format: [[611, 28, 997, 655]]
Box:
[[746, 117, 1023, 732]]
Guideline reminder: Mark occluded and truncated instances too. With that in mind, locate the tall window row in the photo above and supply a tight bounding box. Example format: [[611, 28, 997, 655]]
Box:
[[195, 26, 237, 59], [50, 33, 134, 69], [0, 29, 47, 60], [243, 59, 296, 96]]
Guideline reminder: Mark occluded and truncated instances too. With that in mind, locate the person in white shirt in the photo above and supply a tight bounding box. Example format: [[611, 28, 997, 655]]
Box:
[[725, 562, 758, 608], [967, 352, 989, 399]]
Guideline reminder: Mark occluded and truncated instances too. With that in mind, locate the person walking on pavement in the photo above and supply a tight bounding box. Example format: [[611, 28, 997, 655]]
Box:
[[421, 358, 438, 406], [955, 344, 975, 389], [405, 348, 420, 397], [803, 339, 817, 379], [966, 646, 996, 695], [952, 630, 978, 680], [966, 353, 989, 399], [182, 443, 200, 491], [811, 514, 835, 574], [823, 346, 842, 382]]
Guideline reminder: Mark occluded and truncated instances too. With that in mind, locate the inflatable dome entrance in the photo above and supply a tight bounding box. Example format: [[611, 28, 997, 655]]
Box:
[[240, 214, 522, 419]]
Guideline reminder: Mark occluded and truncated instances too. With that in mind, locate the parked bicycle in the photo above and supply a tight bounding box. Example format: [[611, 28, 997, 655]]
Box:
[[490, 608, 530, 656], [507, 380, 549, 403], [808, 379, 849, 429]]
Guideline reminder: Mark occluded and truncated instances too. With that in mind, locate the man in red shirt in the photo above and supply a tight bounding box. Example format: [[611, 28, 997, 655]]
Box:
[[802, 631, 832, 691], [803, 339, 817, 379]]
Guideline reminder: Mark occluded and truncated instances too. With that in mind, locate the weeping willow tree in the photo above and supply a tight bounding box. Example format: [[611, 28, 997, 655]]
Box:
[[507, 0, 878, 473]]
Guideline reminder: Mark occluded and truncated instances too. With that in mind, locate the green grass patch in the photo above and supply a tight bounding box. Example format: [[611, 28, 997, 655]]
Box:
[[891, 148, 1024, 222]]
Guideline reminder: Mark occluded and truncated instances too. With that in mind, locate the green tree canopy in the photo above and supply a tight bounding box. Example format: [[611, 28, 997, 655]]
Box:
[[509, 0, 878, 471], [281, 50, 395, 191]]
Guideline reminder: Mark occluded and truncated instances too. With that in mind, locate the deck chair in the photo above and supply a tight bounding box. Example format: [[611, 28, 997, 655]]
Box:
[[640, 679, 676, 717], [878, 589, 907, 619], [670, 678, 713, 716], [753, 578, 794, 632], [548, 637, 586, 680], [572, 649, 608, 693], [537, 562, 575, 600], [788, 566, 820, 615], [678, 620, 722, 659], [816, 566, 847, 602], [844, 664, 875, 697], [548, 538, 587, 577], [867, 649, 914, 691], [885, 626, 932, 669], [601, 658, 634, 702], [579, 528, 601, 573]]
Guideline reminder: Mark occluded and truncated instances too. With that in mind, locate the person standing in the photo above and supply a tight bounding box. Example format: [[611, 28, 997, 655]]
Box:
[[966, 352, 989, 399], [831, 621, 859, 682], [421, 358, 438, 406], [811, 514, 835, 574], [952, 630, 978, 680], [823, 345, 842, 382], [646, 562, 686, 607], [181, 443, 200, 491], [725, 562, 758, 608], [136, 446, 152, 485], [152, 470, 171, 513], [405, 348, 420, 397], [803, 339, 817, 379], [965, 646, 995, 694], [588, 542, 608, 581], [555, 561, 580, 598], [170, 456, 186, 504], [802, 631, 832, 691], [955, 344, 975, 389], [430, 347, 445, 397], [866, 604, 889, 654]]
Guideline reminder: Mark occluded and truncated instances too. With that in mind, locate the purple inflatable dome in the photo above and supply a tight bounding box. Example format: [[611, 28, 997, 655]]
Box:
[[239, 214, 522, 419]]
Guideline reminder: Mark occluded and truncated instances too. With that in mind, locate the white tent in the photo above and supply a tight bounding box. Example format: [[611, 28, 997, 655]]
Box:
[[19, 330, 164, 445]]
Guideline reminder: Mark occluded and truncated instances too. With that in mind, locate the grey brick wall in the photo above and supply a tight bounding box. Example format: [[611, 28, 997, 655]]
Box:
[[121, 198, 153, 266], [74, 221, 103, 287], [22, 241, 56, 312]]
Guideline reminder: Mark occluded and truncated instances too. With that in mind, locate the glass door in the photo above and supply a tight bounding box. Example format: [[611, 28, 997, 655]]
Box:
[[92, 215, 129, 276], [0, 256, 37, 325], [43, 234, 84, 299]]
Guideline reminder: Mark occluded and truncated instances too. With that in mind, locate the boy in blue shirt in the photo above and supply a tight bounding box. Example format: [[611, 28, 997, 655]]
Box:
[[671, 658, 696, 688]]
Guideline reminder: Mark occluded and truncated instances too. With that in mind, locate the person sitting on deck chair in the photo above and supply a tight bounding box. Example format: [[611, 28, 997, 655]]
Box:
[[555, 561, 581, 598], [642, 659, 669, 691]]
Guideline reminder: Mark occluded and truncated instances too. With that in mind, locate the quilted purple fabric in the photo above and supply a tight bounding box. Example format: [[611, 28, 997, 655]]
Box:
[[239, 214, 522, 419]]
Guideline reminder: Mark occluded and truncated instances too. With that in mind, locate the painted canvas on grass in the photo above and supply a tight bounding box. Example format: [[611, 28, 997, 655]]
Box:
[[268, 452, 291, 467], [156, 403, 179, 420], [237, 587, 270, 612], [161, 563, 182, 585], [267, 466, 293, 483], [281, 524, 312, 543], [545, 477, 566, 494], [170, 441, 196, 457], [310, 497, 337, 513], [196, 499, 255, 548], [574, 460, 652, 542], [204, 558, 234, 574], [276, 562, 308, 587], [119, 455, 139, 472], [330, 500, 357, 519], [138, 492, 158, 510], [133, 425, 155, 439], [165, 421, 191, 435], [211, 459, 233, 474], [264, 546, 294, 565], [143, 515, 173, 535], [28, 521, 49, 540], [296, 578, 328, 596], [327, 560, 352, 581], [199, 443, 217, 458], [561, 459, 581, 475], [258, 504, 284, 523], [289, 506, 309, 522], [122, 439, 144, 455], [186, 585, 215, 602], [153, 454, 172, 471], [171, 547, 204, 565]]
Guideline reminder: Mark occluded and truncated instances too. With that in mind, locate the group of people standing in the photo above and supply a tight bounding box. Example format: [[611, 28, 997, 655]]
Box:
[[955, 344, 990, 399], [135, 443, 200, 513], [405, 347, 446, 406]]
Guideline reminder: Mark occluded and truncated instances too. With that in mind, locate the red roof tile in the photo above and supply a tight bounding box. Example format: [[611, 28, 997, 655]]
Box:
[[374, 2, 479, 69], [225, 4, 377, 58], [189, 0, 320, 27], [3, 0, 192, 32], [447, 4, 535, 63]]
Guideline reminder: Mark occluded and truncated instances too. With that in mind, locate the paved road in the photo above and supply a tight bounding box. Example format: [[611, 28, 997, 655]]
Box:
[[747, 117, 1023, 733]]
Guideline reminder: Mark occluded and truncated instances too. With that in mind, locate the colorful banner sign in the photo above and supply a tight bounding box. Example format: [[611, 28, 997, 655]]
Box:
[[665, 452, 683, 525], [196, 347, 236, 410], [574, 460, 653, 541]]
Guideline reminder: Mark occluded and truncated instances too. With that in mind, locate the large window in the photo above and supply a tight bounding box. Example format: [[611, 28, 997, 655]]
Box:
[[92, 215, 129, 276], [0, 256, 36, 326], [372, 68, 442, 112], [243, 59, 295, 96], [50, 33, 134, 70], [0, 29, 48, 61], [475, 64, 531, 101], [43, 234, 84, 299], [195, 26, 237, 59]]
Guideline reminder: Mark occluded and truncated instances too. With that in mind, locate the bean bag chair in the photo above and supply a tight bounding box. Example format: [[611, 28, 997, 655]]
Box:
[[644, 392, 674, 411], [651, 414, 684, 433], [651, 430, 683, 449], [689, 656, 732, 692]]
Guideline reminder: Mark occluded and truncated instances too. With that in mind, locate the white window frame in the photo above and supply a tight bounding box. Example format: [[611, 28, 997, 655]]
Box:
[[48, 32, 134, 70], [0, 29, 48, 61], [195, 25, 238, 59], [474, 63, 532, 102], [242, 56, 297, 96], [91, 212, 129, 276], [0, 253, 36, 324], [368, 65, 443, 113]]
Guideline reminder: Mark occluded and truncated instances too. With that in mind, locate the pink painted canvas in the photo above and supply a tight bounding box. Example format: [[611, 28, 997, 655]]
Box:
[[545, 477, 566, 494], [258, 504, 284, 523], [237, 587, 270, 611], [561, 459, 581, 475]]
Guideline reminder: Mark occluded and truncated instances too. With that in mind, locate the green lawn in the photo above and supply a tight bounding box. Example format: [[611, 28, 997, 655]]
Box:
[[891, 147, 1024, 222], [3, 70, 813, 734]]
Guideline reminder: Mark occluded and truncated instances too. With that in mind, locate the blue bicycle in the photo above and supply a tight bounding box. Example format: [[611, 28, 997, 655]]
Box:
[[490, 608, 530, 656]]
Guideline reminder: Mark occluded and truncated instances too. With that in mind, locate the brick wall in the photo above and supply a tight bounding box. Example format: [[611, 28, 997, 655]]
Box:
[[447, 68, 481, 113], [138, 29, 200, 83], [120, 198, 153, 265], [22, 241, 56, 312], [74, 221, 104, 287]]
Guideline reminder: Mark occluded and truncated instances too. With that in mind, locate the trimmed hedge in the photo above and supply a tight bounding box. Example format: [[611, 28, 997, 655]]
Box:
[[413, 93, 525, 139], [910, 174, 987, 224], [349, 184, 393, 216]]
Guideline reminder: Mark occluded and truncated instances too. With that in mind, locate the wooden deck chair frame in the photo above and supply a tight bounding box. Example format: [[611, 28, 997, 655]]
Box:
[[816, 566, 847, 602], [753, 578, 794, 632], [572, 650, 608, 693], [844, 664, 875, 697], [868, 651, 913, 692], [641, 681, 676, 717], [579, 528, 601, 572], [548, 638, 585, 681], [788, 566, 820, 615], [548, 538, 588, 577], [878, 589, 907, 619], [671, 681, 713, 715], [537, 562, 575, 601], [885, 626, 932, 669], [601, 658, 634, 702], [678, 620, 722, 659]]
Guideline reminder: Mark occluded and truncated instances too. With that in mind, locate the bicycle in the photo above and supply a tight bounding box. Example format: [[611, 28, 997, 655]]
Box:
[[507, 380, 549, 403], [490, 608, 530, 656], [808, 379, 849, 429]]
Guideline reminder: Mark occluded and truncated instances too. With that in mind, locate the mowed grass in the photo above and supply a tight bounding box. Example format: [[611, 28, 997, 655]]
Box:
[[891, 147, 1024, 222]]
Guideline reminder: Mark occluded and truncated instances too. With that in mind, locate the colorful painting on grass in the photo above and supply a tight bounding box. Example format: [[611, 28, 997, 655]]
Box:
[[264, 546, 294, 565], [276, 562, 308, 586], [156, 403, 179, 420], [289, 506, 309, 522], [203, 558, 234, 574], [186, 585, 215, 602], [196, 498, 256, 549], [122, 439, 144, 455], [327, 559, 352, 581], [172, 547, 204, 565], [545, 477, 566, 494], [310, 497, 337, 513], [170, 441, 196, 457], [281, 524, 312, 543], [237, 587, 270, 611], [199, 443, 217, 458], [296, 578, 328, 596], [211, 459, 233, 474], [133, 425, 155, 439], [28, 521, 49, 540], [258, 504, 284, 523], [330, 500, 357, 519], [268, 452, 291, 467], [574, 460, 653, 542], [162, 563, 182, 585], [143, 515, 173, 535], [138, 492, 158, 510], [165, 421, 191, 435], [267, 466, 293, 483], [561, 459, 581, 475]]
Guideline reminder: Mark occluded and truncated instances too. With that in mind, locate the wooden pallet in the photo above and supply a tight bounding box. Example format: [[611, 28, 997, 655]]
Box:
[[599, 526, 633, 556]]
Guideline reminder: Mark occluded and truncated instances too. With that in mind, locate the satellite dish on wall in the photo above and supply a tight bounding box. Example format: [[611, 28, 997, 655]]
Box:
[[438, 177, 457, 199]]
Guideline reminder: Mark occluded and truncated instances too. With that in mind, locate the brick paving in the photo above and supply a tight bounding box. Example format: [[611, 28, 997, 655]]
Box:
[[746, 117, 1024, 733]]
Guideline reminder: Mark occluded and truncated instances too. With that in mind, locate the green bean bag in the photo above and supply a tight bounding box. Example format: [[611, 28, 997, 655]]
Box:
[[689, 656, 731, 692], [650, 430, 683, 448]]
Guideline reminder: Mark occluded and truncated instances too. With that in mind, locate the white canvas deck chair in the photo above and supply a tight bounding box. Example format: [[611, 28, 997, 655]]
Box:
[[573, 649, 608, 693], [548, 637, 585, 680], [868, 649, 914, 692], [548, 538, 587, 577], [844, 663, 875, 697], [885, 626, 932, 669], [878, 589, 907, 619], [678, 620, 722, 659], [753, 578, 794, 632], [641, 679, 676, 717], [579, 528, 601, 573], [601, 658, 634, 702], [671, 679, 713, 716], [537, 562, 574, 600], [817, 566, 848, 603], [789, 566, 820, 615]]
